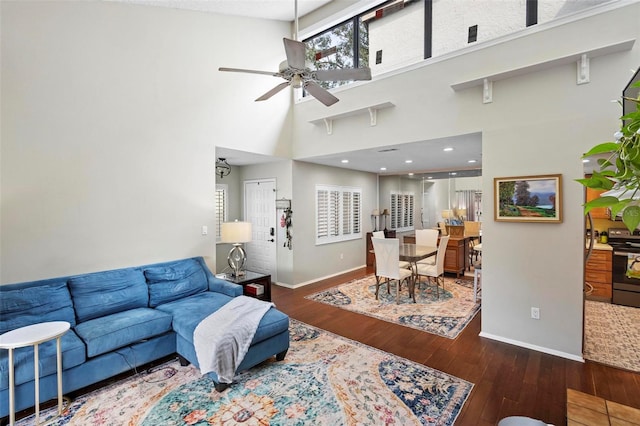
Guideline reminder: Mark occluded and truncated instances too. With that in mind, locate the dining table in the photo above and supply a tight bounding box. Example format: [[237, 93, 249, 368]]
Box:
[[399, 244, 437, 301], [370, 243, 438, 301], [399, 244, 437, 263]]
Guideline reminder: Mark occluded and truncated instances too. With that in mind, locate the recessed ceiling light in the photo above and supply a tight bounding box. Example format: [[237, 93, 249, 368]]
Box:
[[582, 159, 590, 163], [380, 167, 387, 171], [405, 160, 413, 164], [450, 172, 457, 175], [468, 159, 477, 163], [427, 176, 433, 179], [341, 159, 349, 163], [443, 147, 454, 152], [408, 173, 414, 176]]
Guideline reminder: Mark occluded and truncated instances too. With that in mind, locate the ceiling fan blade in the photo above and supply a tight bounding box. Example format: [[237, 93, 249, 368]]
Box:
[[255, 82, 291, 102], [315, 68, 372, 82], [219, 67, 281, 77], [305, 81, 339, 107], [283, 38, 306, 70]]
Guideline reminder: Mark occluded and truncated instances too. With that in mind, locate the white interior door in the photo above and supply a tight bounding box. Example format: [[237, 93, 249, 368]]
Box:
[[244, 179, 277, 280]]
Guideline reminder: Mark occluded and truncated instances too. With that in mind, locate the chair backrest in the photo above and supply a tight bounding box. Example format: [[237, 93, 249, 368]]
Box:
[[464, 221, 481, 237], [372, 231, 385, 239], [435, 235, 450, 274], [371, 237, 401, 280], [415, 229, 438, 247], [437, 222, 448, 235]]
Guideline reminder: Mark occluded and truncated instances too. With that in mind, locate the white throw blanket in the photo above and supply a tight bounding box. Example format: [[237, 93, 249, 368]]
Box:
[[193, 295, 274, 384]]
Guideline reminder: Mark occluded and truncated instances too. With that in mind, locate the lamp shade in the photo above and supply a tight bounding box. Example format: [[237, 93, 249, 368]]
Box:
[[442, 209, 454, 219], [382, 209, 390, 215], [221, 221, 252, 243]]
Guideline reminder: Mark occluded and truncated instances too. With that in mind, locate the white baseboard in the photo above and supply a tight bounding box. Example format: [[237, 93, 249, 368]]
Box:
[[273, 265, 366, 289], [479, 331, 585, 363]]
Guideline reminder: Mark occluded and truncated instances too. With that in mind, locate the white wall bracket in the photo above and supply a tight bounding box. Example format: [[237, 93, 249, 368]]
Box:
[[368, 107, 379, 126], [577, 53, 590, 85], [483, 78, 493, 104], [309, 102, 395, 135], [323, 118, 333, 135]]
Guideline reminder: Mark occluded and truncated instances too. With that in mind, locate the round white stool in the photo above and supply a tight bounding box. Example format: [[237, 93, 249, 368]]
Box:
[[0, 321, 70, 425], [498, 416, 552, 426]]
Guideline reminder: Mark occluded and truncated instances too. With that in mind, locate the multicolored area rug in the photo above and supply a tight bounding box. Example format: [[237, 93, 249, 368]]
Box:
[[305, 275, 481, 339], [584, 300, 640, 373], [19, 320, 473, 425]]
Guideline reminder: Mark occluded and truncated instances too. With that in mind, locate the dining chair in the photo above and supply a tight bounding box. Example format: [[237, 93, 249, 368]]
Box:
[[372, 230, 411, 269], [414, 229, 439, 267], [371, 237, 415, 303], [473, 260, 482, 303], [415, 235, 450, 298]]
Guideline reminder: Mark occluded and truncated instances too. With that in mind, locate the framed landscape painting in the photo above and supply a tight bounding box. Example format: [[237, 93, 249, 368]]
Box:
[[494, 174, 562, 223]]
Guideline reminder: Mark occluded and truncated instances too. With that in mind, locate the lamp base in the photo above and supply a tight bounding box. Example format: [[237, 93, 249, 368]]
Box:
[[227, 244, 247, 277]]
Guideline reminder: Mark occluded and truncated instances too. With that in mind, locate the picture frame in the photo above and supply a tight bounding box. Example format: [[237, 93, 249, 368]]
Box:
[[494, 174, 562, 223]]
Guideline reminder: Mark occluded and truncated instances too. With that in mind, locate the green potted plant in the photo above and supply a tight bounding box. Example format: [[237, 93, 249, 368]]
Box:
[[579, 77, 640, 231]]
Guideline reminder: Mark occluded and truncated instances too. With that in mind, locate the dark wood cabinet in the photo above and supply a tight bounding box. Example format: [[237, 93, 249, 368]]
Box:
[[366, 230, 396, 267], [403, 234, 469, 277], [585, 249, 612, 302], [444, 237, 469, 277]]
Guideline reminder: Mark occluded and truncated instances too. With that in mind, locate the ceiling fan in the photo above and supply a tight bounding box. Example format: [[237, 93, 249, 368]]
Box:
[[218, 1, 371, 106]]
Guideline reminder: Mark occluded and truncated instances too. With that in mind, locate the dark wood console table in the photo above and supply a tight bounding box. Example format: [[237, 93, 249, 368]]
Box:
[[215, 270, 272, 302], [403, 234, 469, 277]]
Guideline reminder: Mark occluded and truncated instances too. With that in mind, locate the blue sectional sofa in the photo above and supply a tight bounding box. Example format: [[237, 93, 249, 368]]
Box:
[[0, 257, 290, 418]]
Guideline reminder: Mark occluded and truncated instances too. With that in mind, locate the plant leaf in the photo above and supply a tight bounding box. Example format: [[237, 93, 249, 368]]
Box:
[[622, 206, 640, 231], [584, 196, 619, 214], [582, 142, 619, 157], [610, 199, 631, 217]]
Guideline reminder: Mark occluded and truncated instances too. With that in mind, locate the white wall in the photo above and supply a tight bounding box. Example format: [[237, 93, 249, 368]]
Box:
[[291, 161, 378, 286], [292, 1, 640, 359], [0, 1, 291, 283]]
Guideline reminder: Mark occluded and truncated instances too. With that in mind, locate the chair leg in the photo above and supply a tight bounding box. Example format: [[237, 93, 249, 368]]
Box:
[[375, 276, 381, 300], [410, 276, 416, 303]]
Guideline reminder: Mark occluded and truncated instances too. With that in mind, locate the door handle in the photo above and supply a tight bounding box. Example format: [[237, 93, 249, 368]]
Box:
[[268, 239, 274, 242]]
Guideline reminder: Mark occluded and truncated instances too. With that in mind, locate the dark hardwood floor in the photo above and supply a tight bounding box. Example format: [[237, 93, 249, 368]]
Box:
[[273, 267, 640, 426]]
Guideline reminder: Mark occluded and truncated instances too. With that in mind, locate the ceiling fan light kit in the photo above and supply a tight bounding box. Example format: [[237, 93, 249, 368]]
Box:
[[219, 37, 371, 106]]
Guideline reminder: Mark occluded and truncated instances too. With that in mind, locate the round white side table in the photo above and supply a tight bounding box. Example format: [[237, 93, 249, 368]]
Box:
[[0, 321, 70, 425]]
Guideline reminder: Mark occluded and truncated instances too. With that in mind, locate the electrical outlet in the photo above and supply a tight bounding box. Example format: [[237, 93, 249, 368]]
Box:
[[531, 307, 540, 320]]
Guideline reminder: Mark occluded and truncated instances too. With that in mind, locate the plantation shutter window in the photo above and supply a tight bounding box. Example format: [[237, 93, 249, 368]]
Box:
[[316, 185, 362, 245], [215, 184, 228, 242], [390, 191, 414, 232]]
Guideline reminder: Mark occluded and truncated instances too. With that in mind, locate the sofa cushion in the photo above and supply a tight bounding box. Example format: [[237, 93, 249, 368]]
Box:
[[155, 293, 288, 346], [0, 282, 76, 334], [0, 330, 85, 390], [68, 269, 149, 323], [154, 292, 234, 339], [144, 259, 208, 307], [74, 308, 173, 358]]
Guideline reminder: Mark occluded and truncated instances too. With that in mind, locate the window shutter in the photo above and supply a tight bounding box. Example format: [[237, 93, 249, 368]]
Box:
[[316, 185, 362, 244], [215, 184, 228, 242], [390, 191, 414, 232]]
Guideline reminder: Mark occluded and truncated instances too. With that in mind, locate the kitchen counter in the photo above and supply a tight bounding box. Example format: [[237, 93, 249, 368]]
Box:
[[587, 242, 612, 251]]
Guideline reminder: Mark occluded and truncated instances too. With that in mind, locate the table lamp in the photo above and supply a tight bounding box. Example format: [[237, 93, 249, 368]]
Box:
[[221, 220, 252, 277], [442, 209, 454, 224]]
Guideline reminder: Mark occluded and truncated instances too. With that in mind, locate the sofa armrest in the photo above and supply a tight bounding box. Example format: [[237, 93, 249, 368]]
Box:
[[209, 276, 243, 297]]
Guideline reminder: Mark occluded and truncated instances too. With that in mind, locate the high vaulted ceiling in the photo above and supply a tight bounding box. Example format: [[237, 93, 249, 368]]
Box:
[[112, 0, 482, 178]]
